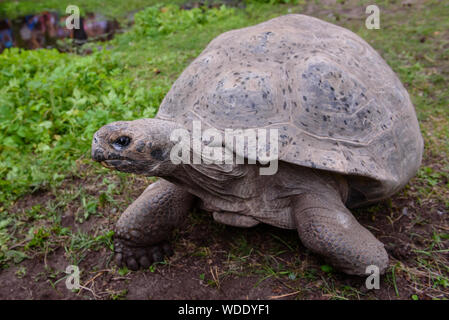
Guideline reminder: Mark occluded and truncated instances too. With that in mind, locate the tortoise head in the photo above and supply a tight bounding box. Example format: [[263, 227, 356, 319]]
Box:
[[91, 118, 180, 176]]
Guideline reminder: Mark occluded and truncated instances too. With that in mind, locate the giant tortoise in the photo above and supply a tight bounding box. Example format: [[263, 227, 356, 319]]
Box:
[[91, 14, 423, 275]]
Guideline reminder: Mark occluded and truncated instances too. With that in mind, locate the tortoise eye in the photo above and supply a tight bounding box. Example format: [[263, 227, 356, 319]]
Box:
[[112, 136, 131, 150]]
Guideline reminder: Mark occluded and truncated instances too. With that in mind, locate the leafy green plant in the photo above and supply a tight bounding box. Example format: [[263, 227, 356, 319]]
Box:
[[0, 48, 158, 202], [132, 4, 235, 37]]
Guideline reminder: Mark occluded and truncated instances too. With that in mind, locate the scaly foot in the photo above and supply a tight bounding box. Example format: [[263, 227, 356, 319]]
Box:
[[114, 238, 174, 271]]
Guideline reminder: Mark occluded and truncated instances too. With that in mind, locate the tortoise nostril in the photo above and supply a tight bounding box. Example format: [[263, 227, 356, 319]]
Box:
[[92, 148, 105, 162]]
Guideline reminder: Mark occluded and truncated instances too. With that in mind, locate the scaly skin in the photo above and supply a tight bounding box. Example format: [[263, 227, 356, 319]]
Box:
[[114, 179, 195, 270], [293, 192, 388, 276]]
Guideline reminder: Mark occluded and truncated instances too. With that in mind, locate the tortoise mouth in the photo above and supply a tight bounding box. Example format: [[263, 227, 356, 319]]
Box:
[[100, 159, 156, 175], [101, 159, 132, 170], [100, 160, 115, 169]]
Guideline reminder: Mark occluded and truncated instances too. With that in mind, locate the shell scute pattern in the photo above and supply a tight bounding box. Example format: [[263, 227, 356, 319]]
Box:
[[157, 14, 423, 203]]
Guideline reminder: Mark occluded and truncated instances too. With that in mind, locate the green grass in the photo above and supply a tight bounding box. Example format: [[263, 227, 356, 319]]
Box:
[[0, 0, 448, 300]]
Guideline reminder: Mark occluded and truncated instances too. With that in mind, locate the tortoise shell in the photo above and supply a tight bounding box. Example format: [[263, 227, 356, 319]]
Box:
[[156, 14, 423, 206]]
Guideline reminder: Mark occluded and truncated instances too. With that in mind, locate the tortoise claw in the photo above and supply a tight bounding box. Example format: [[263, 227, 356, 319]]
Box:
[[114, 238, 173, 271]]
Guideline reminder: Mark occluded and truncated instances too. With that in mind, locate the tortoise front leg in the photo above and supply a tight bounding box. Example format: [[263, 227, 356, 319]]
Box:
[[292, 194, 388, 276], [114, 179, 195, 270]]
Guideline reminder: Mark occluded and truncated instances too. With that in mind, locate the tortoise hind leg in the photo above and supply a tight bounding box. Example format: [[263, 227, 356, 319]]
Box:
[[114, 179, 195, 270], [292, 193, 388, 276]]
